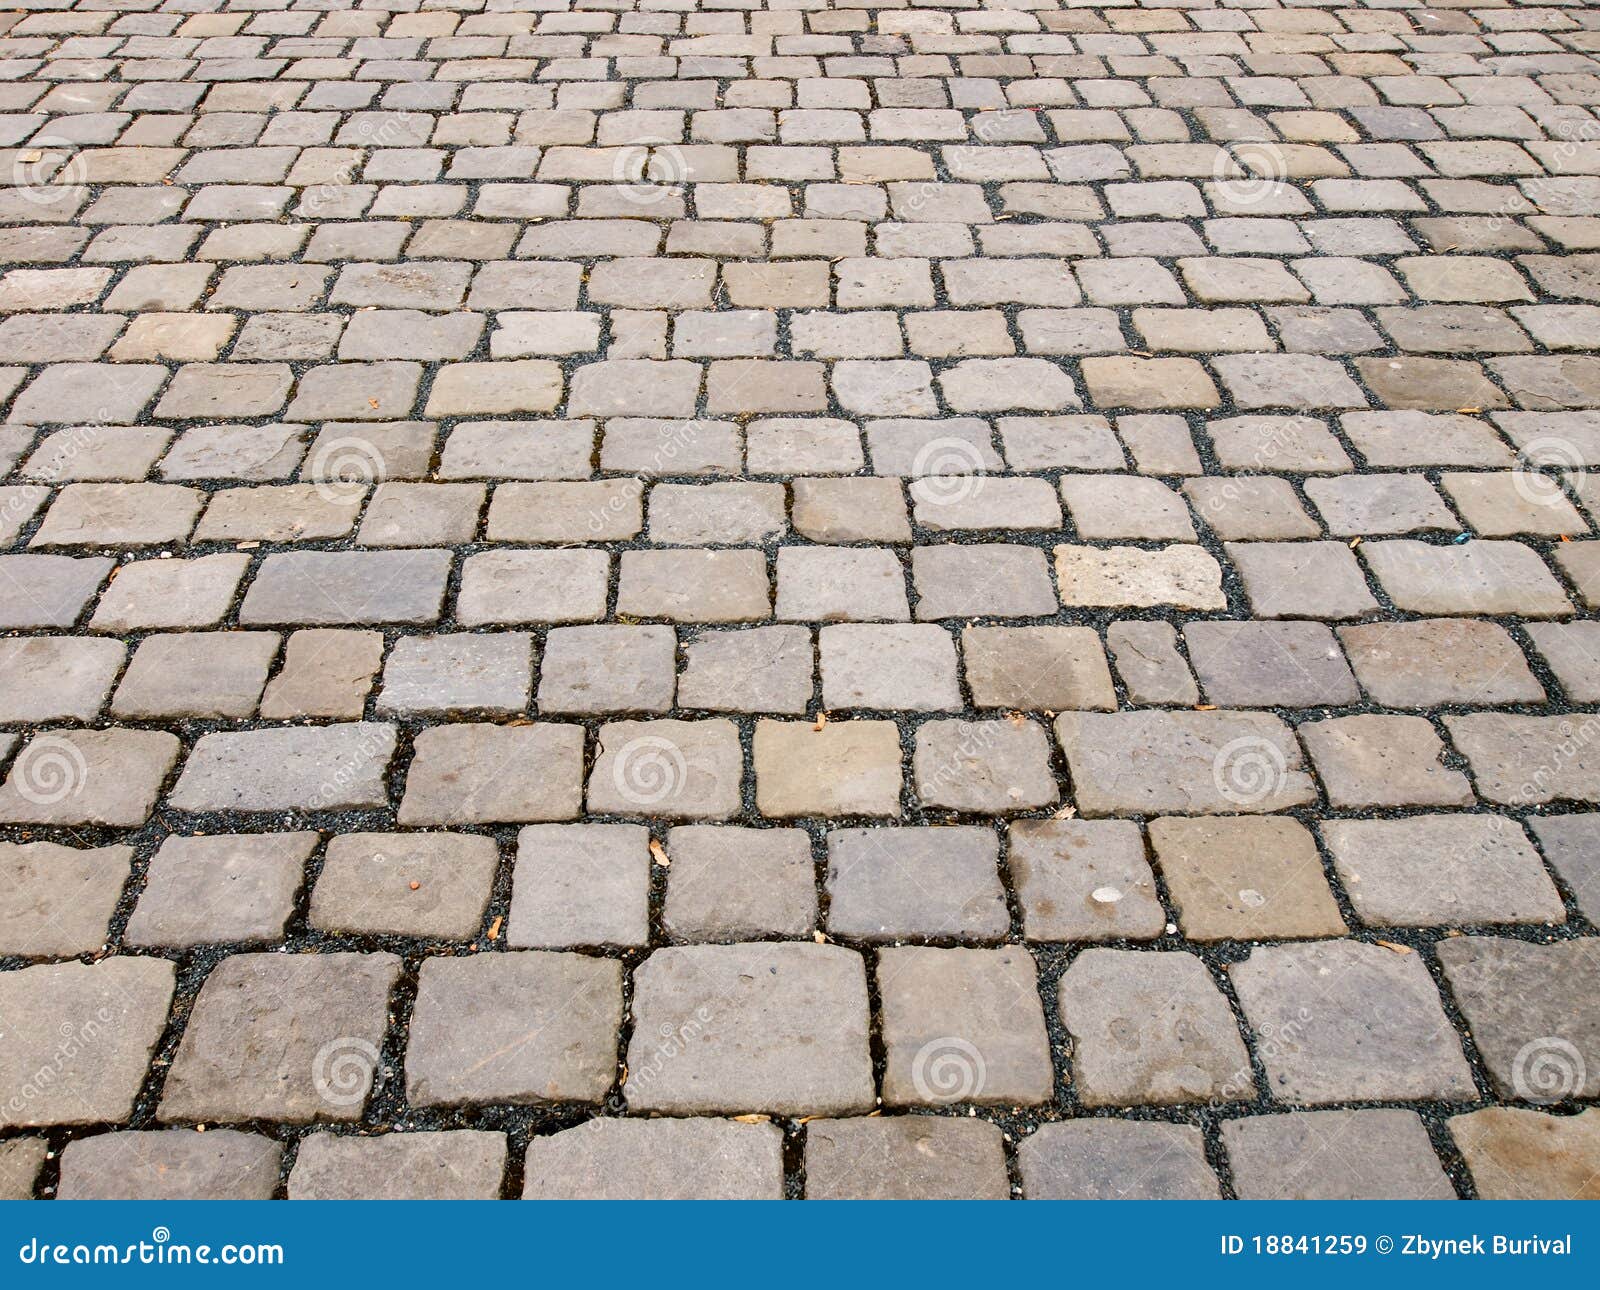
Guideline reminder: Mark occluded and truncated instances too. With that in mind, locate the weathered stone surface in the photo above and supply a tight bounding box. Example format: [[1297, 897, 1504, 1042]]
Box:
[[588, 719, 743, 819], [523, 1118, 783, 1200], [1054, 544, 1226, 609], [878, 946, 1053, 1107], [127, 833, 316, 947], [1444, 714, 1600, 806], [754, 719, 902, 818], [0, 729, 179, 827], [1230, 940, 1476, 1104], [170, 724, 396, 813], [0, 841, 131, 957], [1450, 1107, 1600, 1200], [508, 823, 650, 949], [1053, 711, 1316, 816], [625, 943, 874, 1116], [289, 1131, 506, 1200], [406, 952, 623, 1108], [826, 826, 1008, 941], [1223, 1110, 1453, 1200], [1018, 1120, 1219, 1200], [398, 723, 584, 824], [59, 1130, 282, 1200], [1436, 937, 1599, 1101], [661, 826, 817, 941], [160, 952, 400, 1125], [805, 1116, 1009, 1200], [1059, 949, 1250, 1105], [310, 832, 498, 940], [1008, 819, 1164, 942], [0, 959, 175, 1128], [913, 718, 1058, 813]]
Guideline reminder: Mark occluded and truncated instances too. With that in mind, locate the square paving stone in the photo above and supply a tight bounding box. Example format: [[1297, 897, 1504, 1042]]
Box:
[[913, 718, 1059, 813], [0, 958, 174, 1128], [1322, 816, 1564, 928], [58, 1130, 282, 1200], [0, 637, 122, 722], [1338, 619, 1545, 707], [804, 1116, 1009, 1200], [0, 841, 131, 957], [1149, 817, 1348, 942], [820, 623, 959, 711], [1007, 819, 1165, 942], [661, 826, 817, 942], [961, 626, 1116, 712], [0, 554, 112, 629], [1229, 940, 1475, 1105], [378, 632, 532, 716], [289, 1130, 506, 1200], [826, 826, 1008, 942], [1449, 1108, 1600, 1200], [624, 942, 874, 1116], [240, 549, 452, 626], [754, 719, 902, 818], [1446, 714, 1600, 806], [1054, 711, 1316, 816], [126, 832, 316, 948], [677, 625, 813, 714], [1300, 714, 1474, 809], [1222, 1110, 1452, 1200], [1018, 1120, 1219, 1200], [1227, 541, 1380, 619], [309, 832, 498, 940], [1185, 621, 1359, 708], [1436, 937, 1599, 1101], [111, 631, 279, 720], [877, 946, 1053, 1107], [0, 728, 180, 827], [1058, 948, 1251, 1106], [170, 723, 396, 813], [537, 625, 675, 714], [160, 952, 400, 1125], [405, 951, 622, 1108], [1527, 622, 1600, 703], [88, 554, 248, 632], [587, 719, 743, 820], [522, 1118, 782, 1200], [1528, 815, 1600, 924], [398, 723, 584, 825], [508, 823, 651, 949]]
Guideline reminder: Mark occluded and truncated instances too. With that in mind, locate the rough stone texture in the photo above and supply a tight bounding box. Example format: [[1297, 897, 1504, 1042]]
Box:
[[661, 826, 817, 942], [1018, 1121, 1219, 1200], [289, 1131, 506, 1200], [170, 724, 396, 813], [0, 959, 175, 1128], [878, 946, 1053, 1107], [805, 1117, 1009, 1200], [126, 832, 316, 947], [160, 952, 400, 1125], [826, 826, 1008, 942], [59, 1130, 282, 1201], [1436, 937, 1599, 1101], [406, 952, 623, 1108], [508, 823, 651, 949], [1230, 941, 1476, 1105], [309, 832, 497, 940], [754, 720, 902, 818], [398, 723, 584, 825], [1223, 1110, 1453, 1200], [1007, 820, 1164, 942], [1450, 1108, 1600, 1200], [0, 841, 131, 957], [523, 1118, 783, 1201], [1058, 949, 1251, 1106], [624, 943, 874, 1116]]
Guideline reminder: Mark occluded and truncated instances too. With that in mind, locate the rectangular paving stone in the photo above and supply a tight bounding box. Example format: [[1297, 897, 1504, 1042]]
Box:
[[170, 724, 396, 813], [398, 723, 584, 825], [241, 549, 452, 625], [310, 832, 498, 941], [0, 842, 131, 958], [0, 728, 179, 827], [160, 952, 401, 1125], [406, 951, 622, 1108], [0, 959, 175, 1129], [126, 832, 316, 948], [290, 1131, 506, 1201], [624, 943, 874, 1116], [660, 825, 817, 942], [58, 1130, 282, 1201], [523, 1118, 782, 1201]]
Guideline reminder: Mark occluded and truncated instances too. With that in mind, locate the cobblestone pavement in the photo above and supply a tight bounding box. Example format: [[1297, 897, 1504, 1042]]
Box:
[[0, 0, 1598, 1204]]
